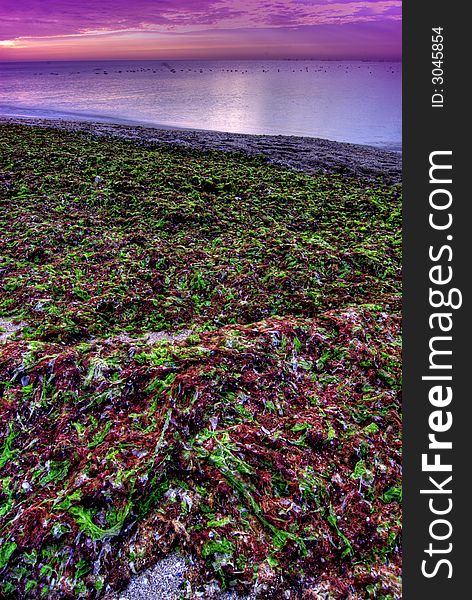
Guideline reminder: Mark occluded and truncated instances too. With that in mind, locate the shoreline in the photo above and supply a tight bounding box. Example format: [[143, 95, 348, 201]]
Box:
[[0, 115, 402, 184]]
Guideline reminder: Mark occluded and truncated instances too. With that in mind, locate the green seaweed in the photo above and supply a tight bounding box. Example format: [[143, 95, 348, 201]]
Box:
[[0, 123, 402, 599]]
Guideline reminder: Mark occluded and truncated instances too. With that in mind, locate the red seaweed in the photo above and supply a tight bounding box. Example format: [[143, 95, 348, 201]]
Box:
[[0, 124, 401, 599]]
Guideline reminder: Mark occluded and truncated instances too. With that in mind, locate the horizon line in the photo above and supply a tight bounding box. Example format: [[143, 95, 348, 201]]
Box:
[[0, 56, 402, 64]]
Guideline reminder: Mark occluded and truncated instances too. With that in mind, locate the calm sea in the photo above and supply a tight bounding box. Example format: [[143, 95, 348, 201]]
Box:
[[0, 60, 401, 149]]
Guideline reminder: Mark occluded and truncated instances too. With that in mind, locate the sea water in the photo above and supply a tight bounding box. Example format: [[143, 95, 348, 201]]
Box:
[[0, 59, 401, 149]]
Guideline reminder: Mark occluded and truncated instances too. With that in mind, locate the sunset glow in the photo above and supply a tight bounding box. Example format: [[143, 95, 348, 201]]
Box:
[[0, 0, 401, 61]]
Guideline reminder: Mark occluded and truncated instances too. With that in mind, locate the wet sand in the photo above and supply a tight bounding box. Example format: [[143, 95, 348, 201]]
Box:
[[0, 116, 401, 184], [110, 554, 255, 600]]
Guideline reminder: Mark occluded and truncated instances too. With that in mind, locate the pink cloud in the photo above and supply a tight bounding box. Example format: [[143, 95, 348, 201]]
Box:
[[0, 1, 401, 60]]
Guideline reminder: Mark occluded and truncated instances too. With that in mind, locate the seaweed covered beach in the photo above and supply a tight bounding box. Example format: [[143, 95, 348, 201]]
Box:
[[0, 122, 402, 599]]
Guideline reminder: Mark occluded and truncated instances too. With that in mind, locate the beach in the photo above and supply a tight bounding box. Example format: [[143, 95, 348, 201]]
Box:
[[0, 116, 402, 184], [0, 120, 402, 599]]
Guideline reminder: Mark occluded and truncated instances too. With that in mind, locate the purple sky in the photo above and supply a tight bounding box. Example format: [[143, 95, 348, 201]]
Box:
[[0, 1, 401, 61]]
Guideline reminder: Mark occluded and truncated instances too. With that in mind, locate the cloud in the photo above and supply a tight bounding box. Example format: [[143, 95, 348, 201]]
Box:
[[0, 0, 401, 40], [0, 1, 401, 59]]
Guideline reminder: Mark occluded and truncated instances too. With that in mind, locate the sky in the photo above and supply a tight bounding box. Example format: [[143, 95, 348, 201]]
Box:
[[0, 0, 402, 62]]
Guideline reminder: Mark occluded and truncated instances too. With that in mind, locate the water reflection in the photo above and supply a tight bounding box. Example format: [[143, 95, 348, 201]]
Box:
[[0, 59, 401, 148]]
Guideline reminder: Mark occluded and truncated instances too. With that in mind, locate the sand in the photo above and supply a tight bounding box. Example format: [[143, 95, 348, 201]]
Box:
[[110, 554, 256, 600]]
